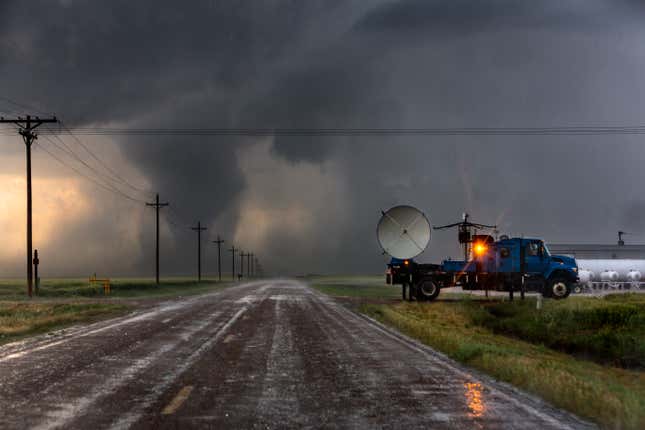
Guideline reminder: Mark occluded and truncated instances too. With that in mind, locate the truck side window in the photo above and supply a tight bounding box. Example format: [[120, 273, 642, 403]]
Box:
[[500, 247, 510, 258], [527, 243, 539, 256]]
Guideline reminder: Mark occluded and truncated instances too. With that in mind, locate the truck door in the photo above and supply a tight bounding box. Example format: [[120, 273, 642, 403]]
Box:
[[496, 242, 516, 274], [525, 241, 548, 276]]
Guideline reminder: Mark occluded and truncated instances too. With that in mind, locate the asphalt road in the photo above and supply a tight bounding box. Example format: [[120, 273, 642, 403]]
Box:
[[0, 280, 594, 429]]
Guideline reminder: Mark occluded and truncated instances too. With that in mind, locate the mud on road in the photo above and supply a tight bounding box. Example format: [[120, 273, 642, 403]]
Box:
[[0, 280, 595, 429]]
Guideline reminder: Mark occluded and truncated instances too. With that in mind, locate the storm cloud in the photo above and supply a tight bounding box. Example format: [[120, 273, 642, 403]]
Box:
[[2, 0, 645, 276]]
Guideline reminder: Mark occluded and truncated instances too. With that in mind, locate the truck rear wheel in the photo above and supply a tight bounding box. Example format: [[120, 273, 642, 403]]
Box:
[[417, 279, 440, 301]]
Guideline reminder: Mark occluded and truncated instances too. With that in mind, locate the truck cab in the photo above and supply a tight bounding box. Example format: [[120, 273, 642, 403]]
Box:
[[490, 237, 578, 298]]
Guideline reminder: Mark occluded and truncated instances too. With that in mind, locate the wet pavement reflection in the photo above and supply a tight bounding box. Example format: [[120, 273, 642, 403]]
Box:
[[465, 382, 485, 418]]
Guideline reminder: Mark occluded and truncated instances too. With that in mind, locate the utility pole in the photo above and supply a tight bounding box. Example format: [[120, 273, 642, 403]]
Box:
[[0, 115, 58, 297], [212, 235, 225, 282], [240, 251, 246, 280], [247, 252, 252, 278], [146, 193, 168, 285], [191, 221, 207, 282], [228, 245, 236, 281]]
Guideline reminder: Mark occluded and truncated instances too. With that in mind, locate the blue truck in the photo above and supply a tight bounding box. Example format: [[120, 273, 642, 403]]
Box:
[[386, 235, 579, 301]]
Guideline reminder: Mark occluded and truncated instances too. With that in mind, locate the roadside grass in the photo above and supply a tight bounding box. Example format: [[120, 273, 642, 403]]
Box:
[[312, 276, 645, 429], [0, 278, 233, 346], [0, 278, 230, 300], [0, 301, 129, 345], [470, 294, 645, 368]]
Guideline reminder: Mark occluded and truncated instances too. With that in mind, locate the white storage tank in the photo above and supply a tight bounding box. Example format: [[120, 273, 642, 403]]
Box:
[[600, 270, 619, 283], [578, 270, 594, 284], [627, 270, 642, 283]]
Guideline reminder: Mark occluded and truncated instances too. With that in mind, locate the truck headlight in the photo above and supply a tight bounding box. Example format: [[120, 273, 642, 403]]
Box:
[[572, 267, 578, 272]]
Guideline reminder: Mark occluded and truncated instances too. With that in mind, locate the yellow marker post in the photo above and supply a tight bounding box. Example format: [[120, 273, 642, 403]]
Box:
[[89, 276, 111, 295]]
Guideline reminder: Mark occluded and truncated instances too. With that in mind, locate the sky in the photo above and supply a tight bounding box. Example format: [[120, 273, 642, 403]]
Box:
[[2, 0, 645, 277]]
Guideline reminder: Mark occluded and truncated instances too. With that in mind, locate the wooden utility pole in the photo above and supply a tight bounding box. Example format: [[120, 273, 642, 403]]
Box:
[[240, 251, 246, 280], [247, 252, 252, 278], [228, 245, 236, 281], [212, 235, 225, 282], [146, 193, 168, 284], [191, 221, 207, 282], [0, 115, 58, 297]]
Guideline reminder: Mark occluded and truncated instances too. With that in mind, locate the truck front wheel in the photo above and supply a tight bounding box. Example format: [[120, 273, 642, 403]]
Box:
[[417, 279, 440, 301], [545, 277, 571, 299]]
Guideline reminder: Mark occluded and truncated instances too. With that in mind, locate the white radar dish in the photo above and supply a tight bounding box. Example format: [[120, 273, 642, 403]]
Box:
[[377, 205, 431, 259]]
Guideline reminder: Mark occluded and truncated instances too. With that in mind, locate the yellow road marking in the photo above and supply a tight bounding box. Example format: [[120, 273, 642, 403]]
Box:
[[161, 386, 194, 415]]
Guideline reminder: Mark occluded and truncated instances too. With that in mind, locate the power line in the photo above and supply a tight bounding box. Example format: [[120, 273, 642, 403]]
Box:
[[40, 134, 141, 199], [3, 122, 151, 204], [0, 99, 152, 198], [17, 125, 645, 137], [36, 140, 146, 204], [54, 121, 153, 196]]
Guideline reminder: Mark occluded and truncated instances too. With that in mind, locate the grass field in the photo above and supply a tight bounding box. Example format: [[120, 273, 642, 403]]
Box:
[[310, 276, 645, 430], [0, 277, 230, 300], [0, 301, 128, 345], [0, 277, 231, 346]]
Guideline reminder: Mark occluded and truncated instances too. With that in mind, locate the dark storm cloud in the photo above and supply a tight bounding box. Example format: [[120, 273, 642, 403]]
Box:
[[356, 0, 645, 35], [2, 0, 645, 275], [0, 0, 377, 275], [246, 0, 645, 273]]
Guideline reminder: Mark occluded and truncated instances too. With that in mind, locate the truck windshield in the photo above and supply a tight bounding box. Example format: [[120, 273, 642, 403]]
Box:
[[542, 244, 552, 257]]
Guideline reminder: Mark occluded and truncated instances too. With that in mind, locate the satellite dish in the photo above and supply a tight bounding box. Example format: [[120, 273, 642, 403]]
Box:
[[377, 205, 431, 259]]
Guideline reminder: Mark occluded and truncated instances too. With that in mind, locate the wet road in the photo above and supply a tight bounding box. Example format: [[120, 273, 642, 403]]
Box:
[[0, 280, 594, 429]]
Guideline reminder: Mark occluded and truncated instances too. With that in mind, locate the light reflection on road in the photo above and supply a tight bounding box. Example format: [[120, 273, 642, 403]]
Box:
[[464, 382, 485, 418]]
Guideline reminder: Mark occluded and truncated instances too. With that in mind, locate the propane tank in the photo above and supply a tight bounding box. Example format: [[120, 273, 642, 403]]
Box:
[[600, 270, 619, 283], [627, 270, 642, 282], [578, 270, 594, 284]]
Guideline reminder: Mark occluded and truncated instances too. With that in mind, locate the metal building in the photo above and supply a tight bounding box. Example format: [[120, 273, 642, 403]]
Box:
[[548, 244, 645, 259]]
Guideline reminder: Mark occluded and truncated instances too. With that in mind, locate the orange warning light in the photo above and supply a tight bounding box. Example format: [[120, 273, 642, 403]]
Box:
[[473, 243, 487, 256], [404, 260, 409, 266]]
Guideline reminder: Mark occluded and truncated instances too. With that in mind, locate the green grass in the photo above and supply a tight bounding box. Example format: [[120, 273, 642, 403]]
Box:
[[0, 301, 129, 345], [312, 276, 645, 429], [0, 277, 233, 346], [0, 278, 231, 300], [470, 294, 645, 368]]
